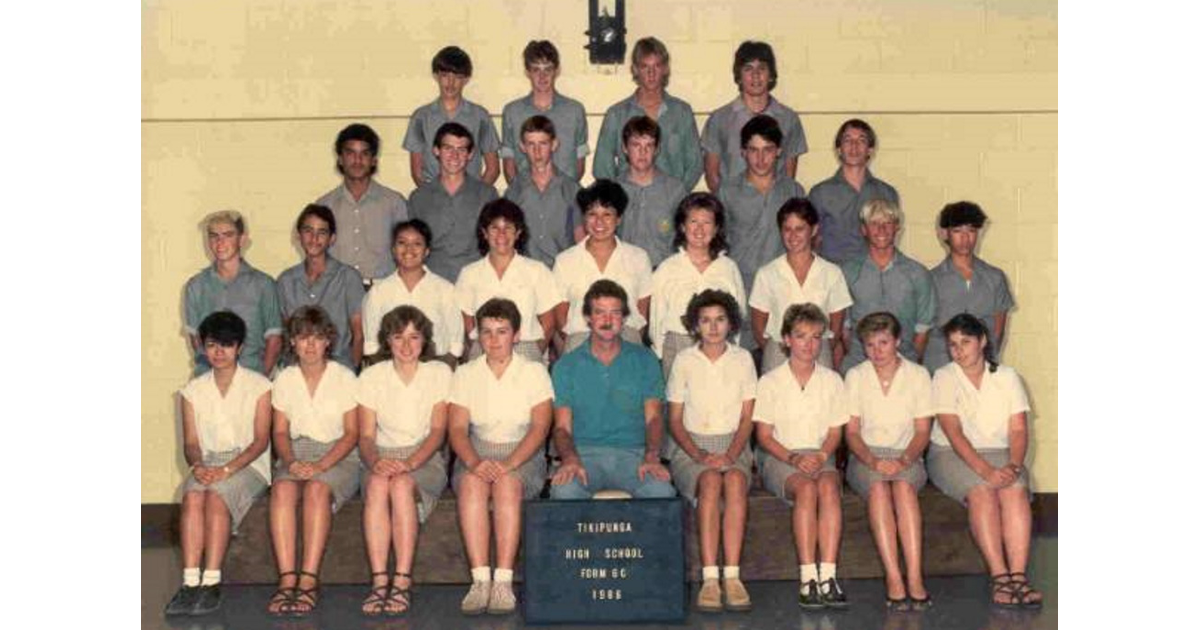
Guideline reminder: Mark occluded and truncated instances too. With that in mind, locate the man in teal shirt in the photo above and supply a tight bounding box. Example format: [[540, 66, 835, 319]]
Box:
[[549, 280, 675, 499]]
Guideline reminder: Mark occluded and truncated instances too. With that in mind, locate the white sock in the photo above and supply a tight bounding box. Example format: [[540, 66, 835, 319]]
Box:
[[800, 564, 818, 583], [723, 566, 740, 580], [819, 563, 837, 591], [702, 566, 719, 580], [183, 568, 201, 587], [201, 569, 221, 586], [471, 566, 492, 583], [494, 568, 514, 583]]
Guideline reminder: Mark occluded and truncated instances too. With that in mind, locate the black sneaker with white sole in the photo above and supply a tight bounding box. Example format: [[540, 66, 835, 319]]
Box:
[[191, 584, 223, 615], [820, 577, 848, 609]]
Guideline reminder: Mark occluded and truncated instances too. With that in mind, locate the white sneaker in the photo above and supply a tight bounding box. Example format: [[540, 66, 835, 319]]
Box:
[[487, 580, 517, 615], [461, 580, 491, 615]]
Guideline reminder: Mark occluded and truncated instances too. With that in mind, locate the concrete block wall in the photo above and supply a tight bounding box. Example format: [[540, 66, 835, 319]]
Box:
[[142, 0, 1057, 501]]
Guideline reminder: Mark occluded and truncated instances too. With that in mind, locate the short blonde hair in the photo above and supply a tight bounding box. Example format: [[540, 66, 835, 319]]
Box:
[[204, 209, 246, 235], [859, 198, 902, 226]]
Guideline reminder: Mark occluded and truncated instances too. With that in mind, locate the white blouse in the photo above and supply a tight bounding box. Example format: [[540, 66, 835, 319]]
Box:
[[753, 363, 849, 450], [272, 363, 359, 442], [844, 358, 934, 450], [455, 254, 564, 342], [931, 363, 1030, 449], [553, 237, 654, 334], [666, 344, 757, 435], [749, 254, 853, 340], [649, 250, 746, 357], [362, 268, 464, 357], [180, 365, 273, 481], [448, 354, 554, 444], [358, 360, 452, 448]]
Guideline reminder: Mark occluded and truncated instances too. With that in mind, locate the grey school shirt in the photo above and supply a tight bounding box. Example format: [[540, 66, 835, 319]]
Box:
[[408, 175, 499, 283], [275, 256, 366, 369], [840, 250, 937, 372], [503, 169, 580, 268], [403, 98, 501, 184], [616, 170, 688, 268], [809, 168, 900, 265], [593, 91, 703, 191], [500, 93, 589, 180], [924, 256, 1014, 373], [700, 96, 808, 190], [717, 173, 806, 294], [315, 180, 409, 281], [183, 260, 282, 376]]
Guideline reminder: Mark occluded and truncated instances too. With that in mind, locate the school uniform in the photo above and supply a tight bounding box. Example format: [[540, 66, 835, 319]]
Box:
[[843, 359, 934, 496], [750, 253, 853, 371]]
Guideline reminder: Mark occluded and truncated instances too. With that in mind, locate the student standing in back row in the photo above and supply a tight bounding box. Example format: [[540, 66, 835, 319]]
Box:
[[500, 40, 589, 183], [594, 37, 702, 191], [810, 119, 900, 266], [404, 46, 501, 186], [615, 116, 688, 268], [702, 41, 807, 192], [503, 115, 580, 268]]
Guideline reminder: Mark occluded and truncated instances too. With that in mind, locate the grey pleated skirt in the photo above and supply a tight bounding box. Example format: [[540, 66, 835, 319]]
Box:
[[668, 431, 752, 504], [659, 331, 693, 380], [846, 447, 927, 498], [927, 445, 1029, 506], [180, 449, 268, 532], [467, 339, 545, 364], [273, 437, 361, 514], [564, 327, 644, 354], [452, 435, 547, 500], [362, 443, 449, 523], [760, 338, 833, 373], [760, 448, 839, 506]]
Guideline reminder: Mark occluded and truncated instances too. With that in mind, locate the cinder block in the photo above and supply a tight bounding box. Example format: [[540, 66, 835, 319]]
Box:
[[1018, 113, 1057, 149], [693, 6, 733, 42], [981, 149, 1055, 188], [879, 39, 956, 74], [1017, 181, 1058, 224], [837, 6, 904, 39], [805, 40, 882, 74], [904, 149, 982, 193], [1015, 223, 1057, 262], [1005, 332, 1057, 373], [985, 1, 1057, 40], [1012, 260, 1057, 299], [952, 37, 1036, 73]]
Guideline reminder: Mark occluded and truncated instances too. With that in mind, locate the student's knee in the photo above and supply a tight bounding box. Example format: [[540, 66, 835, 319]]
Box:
[[698, 471, 723, 496], [388, 473, 417, 496], [303, 479, 332, 503], [363, 474, 390, 501], [723, 470, 748, 493], [204, 490, 229, 514]]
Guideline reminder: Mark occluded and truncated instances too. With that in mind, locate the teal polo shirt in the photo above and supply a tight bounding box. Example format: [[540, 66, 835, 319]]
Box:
[[551, 338, 665, 449]]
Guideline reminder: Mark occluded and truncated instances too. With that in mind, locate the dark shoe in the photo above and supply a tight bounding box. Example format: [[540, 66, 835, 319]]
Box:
[[820, 577, 848, 610], [885, 596, 910, 612], [164, 585, 200, 616], [387, 572, 413, 616], [191, 584, 222, 615], [283, 570, 319, 616], [361, 572, 391, 618], [1007, 572, 1042, 609], [267, 571, 299, 617], [908, 595, 933, 611], [990, 573, 1021, 609], [798, 579, 825, 610]]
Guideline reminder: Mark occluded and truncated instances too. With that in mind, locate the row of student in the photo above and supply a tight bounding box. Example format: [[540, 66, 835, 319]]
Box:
[[166, 288, 1041, 619], [400, 38, 806, 193], [185, 177, 1009, 385]]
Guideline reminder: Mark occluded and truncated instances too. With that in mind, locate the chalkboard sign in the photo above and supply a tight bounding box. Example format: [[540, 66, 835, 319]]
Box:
[[522, 498, 687, 624]]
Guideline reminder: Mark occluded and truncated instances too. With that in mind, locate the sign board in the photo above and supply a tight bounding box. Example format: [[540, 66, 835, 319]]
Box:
[[522, 498, 686, 624]]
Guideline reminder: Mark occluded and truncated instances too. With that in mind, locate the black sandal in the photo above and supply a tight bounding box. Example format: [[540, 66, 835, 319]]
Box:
[[362, 572, 391, 617], [908, 594, 933, 611], [990, 573, 1021, 609], [283, 570, 320, 616], [387, 571, 414, 616], [1008, 572, 1043, 609], [266, 571, 299, 617], [885, 596, 910, 612]]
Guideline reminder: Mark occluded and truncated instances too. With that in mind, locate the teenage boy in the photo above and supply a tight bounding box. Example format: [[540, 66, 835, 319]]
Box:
[[315, 123, 409, 286], [809, 119, 900, 265], [702, 41, 807, 192], [183, 211, 282, 376], [503, 115, 580, 267], [500, 40, 589, 183], [717, 114, 805, 305], [594, 37, 702, 191], [275, 204, 366, 369], [409, 122, 499, 283], [404, 46, 500, 186], [615, 116, 688, 268], [924, 201, 1013, 373]]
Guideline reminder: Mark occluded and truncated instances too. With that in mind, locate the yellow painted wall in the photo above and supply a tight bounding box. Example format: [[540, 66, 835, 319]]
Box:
[[142, 0, 1057, 501]]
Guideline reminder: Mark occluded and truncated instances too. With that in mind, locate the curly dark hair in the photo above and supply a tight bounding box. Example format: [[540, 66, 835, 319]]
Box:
[[682, 289, 742, 342]]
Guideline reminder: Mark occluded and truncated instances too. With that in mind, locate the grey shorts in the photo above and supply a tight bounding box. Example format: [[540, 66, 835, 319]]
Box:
[[564, 327, 644, 354], [467, 339, 545, 365], [668, 431, 752, 505], [180, 449, 268, 532], [452, 435, 547, 500], [273, 437, 361, 514], [846, 446, 927, 498], [760, 448, 839, 506], [760, 337, 833, 373], [927, 445, 1029, 506], [362, 443, 449, 523]]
